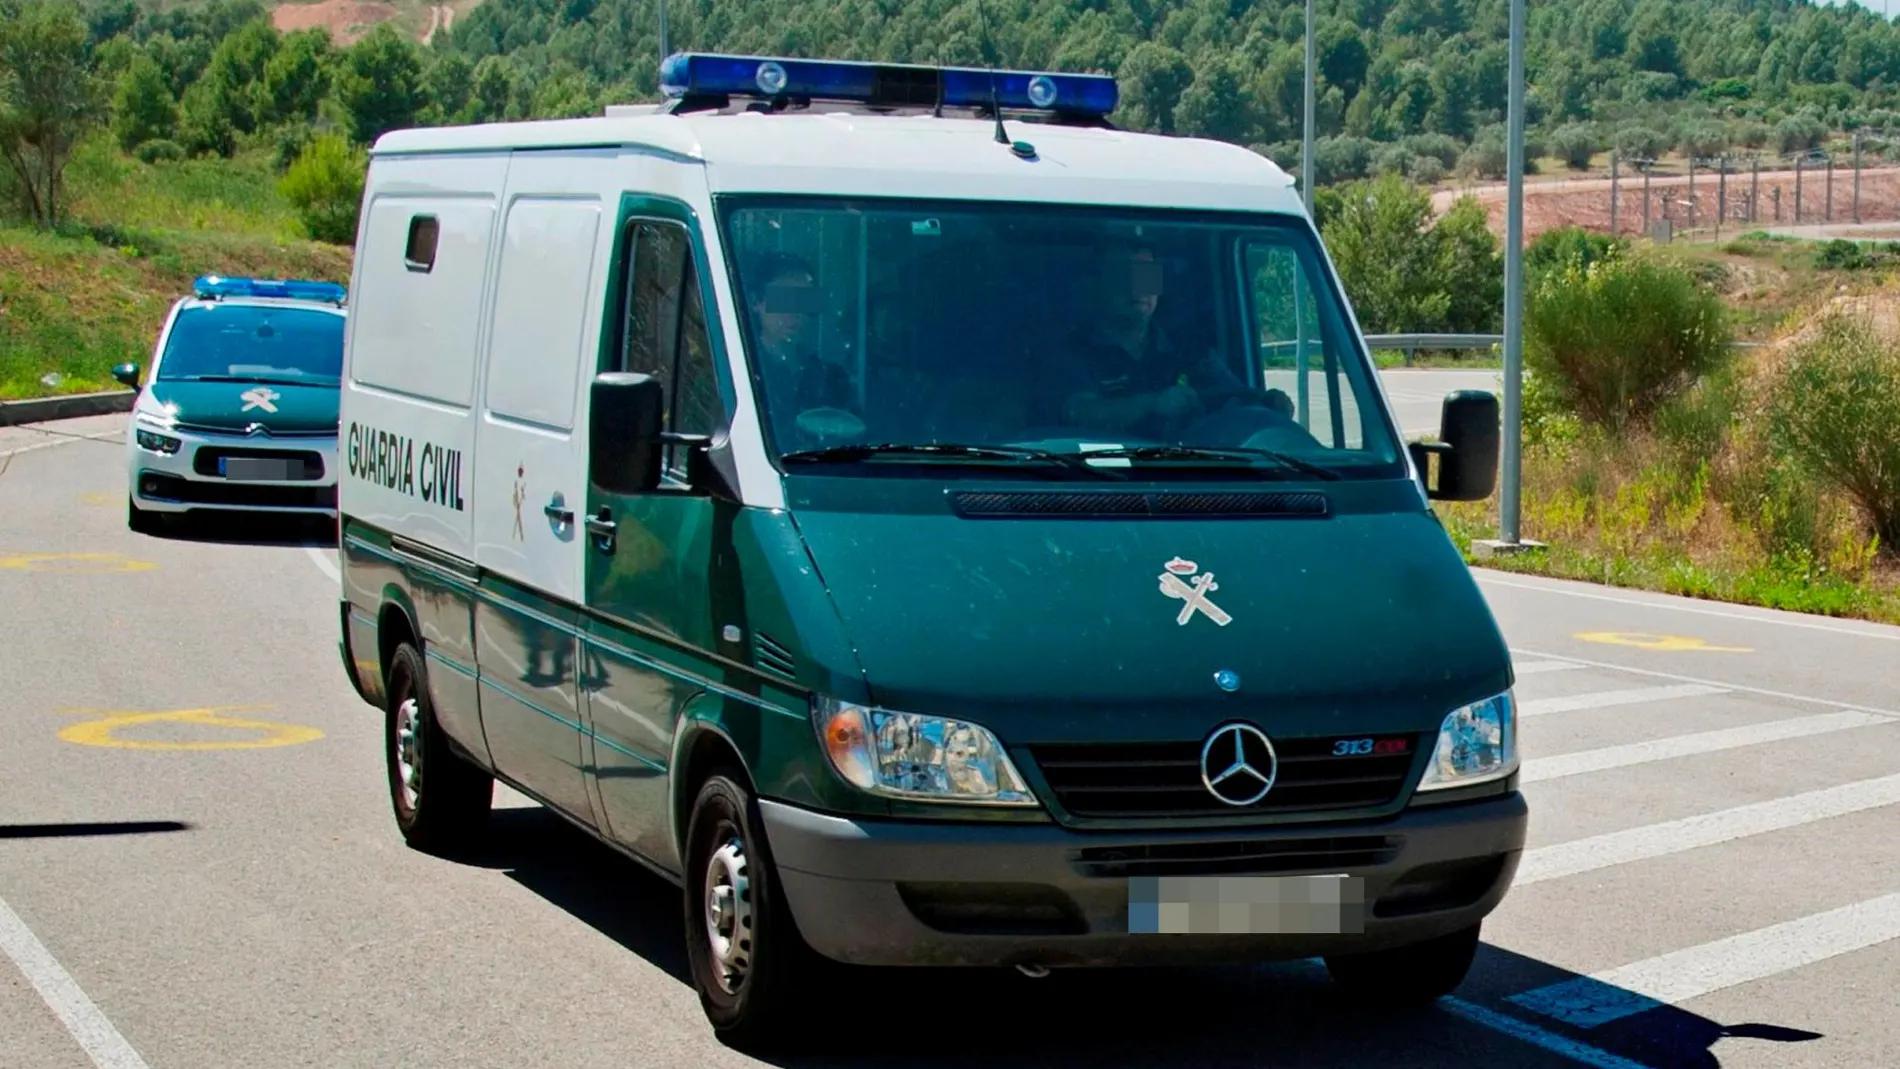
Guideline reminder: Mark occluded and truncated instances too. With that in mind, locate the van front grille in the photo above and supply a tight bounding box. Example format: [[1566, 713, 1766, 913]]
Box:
[[1074, 835, 1402, 878], [1026, 734, 1422, 821]]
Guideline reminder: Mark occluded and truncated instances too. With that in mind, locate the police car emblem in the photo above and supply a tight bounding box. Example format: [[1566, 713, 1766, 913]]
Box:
[[240, 386, 280, 413], [1158, 557, 1232, 626]]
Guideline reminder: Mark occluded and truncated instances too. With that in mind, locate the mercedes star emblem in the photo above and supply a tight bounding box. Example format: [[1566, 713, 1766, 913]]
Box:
[[1200, 722, 1277, 806]]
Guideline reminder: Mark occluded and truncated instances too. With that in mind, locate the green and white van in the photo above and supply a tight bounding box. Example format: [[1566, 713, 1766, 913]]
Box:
[[333, 52, 1525, 1048]]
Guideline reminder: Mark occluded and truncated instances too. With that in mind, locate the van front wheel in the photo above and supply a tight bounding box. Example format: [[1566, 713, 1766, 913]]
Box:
[[1323, 922, 1481, 1006], [384, 642, 492, 854], [682, 771, 824, 1050]]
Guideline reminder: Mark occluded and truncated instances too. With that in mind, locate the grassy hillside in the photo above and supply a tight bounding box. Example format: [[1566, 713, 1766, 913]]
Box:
[[0, 136, 350, 400]]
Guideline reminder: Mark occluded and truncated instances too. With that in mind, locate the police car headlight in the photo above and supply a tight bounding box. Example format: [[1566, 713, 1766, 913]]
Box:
[[1415, 691, 1517, 792], [135, 428, 181, 454], [813, 696, 1037, 806]]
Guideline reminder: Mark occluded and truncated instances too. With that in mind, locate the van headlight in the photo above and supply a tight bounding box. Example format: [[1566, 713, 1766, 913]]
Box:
[[813, 696, 1038, 806], [1415, 691, 1518, 792]]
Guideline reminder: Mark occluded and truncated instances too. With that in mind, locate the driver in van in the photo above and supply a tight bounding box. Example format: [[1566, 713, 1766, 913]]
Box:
[[1057, 239, 1248, 439], [747, 250, 858, 417]]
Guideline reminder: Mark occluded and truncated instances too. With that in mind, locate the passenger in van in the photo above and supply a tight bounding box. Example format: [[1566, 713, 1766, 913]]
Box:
[[1057, 239, 1246, 440], [746, 251, 858, 417]]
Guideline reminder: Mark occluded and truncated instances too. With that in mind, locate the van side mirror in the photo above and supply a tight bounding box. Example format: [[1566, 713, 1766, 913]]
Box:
[[1409, 389, 1499, 502], [589, 371, 665, 496], [111, 362, 141, 389]]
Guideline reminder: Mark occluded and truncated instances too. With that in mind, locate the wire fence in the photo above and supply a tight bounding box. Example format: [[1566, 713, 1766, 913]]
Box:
[[1603, 132, 1900, 244]]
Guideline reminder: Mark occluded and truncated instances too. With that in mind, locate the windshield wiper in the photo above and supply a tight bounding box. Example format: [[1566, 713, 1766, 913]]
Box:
[[781, 442, 1124, 479], [170, 374, 316, 385], [1067, 444, 1342, 481]]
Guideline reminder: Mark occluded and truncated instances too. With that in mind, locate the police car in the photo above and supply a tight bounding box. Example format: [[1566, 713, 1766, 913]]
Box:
[[334, 53, 1519, 1049], [116, 275, 348, 533]]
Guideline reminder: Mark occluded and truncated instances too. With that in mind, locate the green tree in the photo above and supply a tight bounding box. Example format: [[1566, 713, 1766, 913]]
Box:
[[334, 23, 427, 145], [261, 28, 332, 126], [0, 0, 106, 226], [279, 131, 365, 244], [1321, 172, 1452, 333], [112, 51, 176, 151]]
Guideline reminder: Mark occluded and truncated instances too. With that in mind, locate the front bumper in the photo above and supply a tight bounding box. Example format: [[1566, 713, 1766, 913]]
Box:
[[762, 791, 1527, 968], [127, 422, 337, 516]]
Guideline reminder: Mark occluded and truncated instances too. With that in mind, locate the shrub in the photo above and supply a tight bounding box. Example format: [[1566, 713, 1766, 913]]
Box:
[[133, 138, 186, 164], [1524, 248, 1733, 432], [1549, 123, 1599, 169], [278, 132, 365, 245], [1526, 225, 1623, 283], [1765, 312, 1900, 554]]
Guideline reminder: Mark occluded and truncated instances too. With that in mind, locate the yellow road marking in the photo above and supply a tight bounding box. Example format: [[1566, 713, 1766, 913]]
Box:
[[0, 552, 156, 573], [54, 704, 324, 750], [78, 492, 116, 506], [1574, 631, 1752, 652]]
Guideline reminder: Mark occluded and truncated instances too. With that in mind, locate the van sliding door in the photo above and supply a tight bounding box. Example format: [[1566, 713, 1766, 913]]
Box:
[[468, 150, 607, 829]]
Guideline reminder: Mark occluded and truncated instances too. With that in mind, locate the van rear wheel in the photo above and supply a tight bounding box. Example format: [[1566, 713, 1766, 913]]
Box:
[[384, 642, 492, 854], [1323, 922, 1481, 1006], [682, 770, 827, 1050]]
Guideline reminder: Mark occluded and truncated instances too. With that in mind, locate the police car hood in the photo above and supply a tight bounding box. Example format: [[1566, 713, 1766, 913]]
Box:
[[139, 379, 338, 435], [790, 484, 1513, 743]]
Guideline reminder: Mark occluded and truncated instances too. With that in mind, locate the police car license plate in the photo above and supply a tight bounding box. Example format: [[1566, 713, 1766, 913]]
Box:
[[220, 457, 297, 480], [1127, 874, 1365, 935]]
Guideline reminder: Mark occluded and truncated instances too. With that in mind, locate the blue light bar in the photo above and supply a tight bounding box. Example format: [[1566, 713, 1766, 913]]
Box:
[[658, 52, 1119, 118], [193, 275, 348, 305]]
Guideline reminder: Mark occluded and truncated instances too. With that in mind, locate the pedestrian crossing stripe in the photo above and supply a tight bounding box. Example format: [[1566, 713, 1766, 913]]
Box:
[[1508, 892, 1900, 1028]]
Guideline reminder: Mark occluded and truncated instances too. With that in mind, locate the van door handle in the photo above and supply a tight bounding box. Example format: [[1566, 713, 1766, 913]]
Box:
[[585, 507, 617, 553], [543, 501, 574, 525]]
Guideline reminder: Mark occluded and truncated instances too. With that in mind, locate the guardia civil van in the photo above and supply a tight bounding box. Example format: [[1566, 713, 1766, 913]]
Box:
[[333, 51, 1524, 1049], [118, 275, 348, 533]]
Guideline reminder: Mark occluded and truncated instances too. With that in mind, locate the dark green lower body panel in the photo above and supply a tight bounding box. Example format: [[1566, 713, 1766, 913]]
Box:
[[758, 791, 1527, 968]]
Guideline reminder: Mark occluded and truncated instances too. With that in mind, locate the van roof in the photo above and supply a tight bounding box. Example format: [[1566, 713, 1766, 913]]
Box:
[[369, 110, 1305, 216]]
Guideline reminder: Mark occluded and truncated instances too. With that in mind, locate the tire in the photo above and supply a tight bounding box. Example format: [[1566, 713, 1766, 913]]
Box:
[[681, 769, 829, 1051], [384, 642, 492, 854], [1323, 922, 1481, 1007]]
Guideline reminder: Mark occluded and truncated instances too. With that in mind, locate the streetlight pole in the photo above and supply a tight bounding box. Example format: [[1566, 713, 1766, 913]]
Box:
[[1302, 0, 1315, 215], [1480, 0, 1531, 556]]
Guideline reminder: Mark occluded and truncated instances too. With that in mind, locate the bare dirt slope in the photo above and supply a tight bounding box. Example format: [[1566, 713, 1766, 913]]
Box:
[[270, 0, 402, 44]]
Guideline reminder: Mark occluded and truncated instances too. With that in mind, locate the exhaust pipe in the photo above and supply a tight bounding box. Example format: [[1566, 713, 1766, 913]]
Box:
[[1015, 963, 1050, 978]]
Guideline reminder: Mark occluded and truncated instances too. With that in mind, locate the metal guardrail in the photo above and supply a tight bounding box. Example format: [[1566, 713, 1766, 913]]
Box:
[[1359, 333, 1763, 365]]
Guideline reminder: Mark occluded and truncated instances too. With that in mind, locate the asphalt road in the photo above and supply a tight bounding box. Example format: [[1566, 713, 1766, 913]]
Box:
[[5, 386, 1900, 1069]]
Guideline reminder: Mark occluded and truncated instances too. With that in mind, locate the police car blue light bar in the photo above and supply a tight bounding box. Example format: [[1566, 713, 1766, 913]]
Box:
[[658, 52, 1118, 117], [193, 275, 348, 305]]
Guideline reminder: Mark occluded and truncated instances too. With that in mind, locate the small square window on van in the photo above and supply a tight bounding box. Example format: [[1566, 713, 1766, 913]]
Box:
[[404, 215, 439, 272]]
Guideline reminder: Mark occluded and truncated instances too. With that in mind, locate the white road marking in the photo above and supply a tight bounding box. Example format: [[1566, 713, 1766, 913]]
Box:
[[0, 894, 150, 1069], [1516, 773, 1900, 885], [0, 431, 122, 459], [1276, 960, 1658, 1068], [1520, 711, 1894, 783], [1509, 645, 1900, 719], [1518, 683, 1726, 717], [1507, 892, 1900, 1029], [305, 545, 339, 583], [1477, 571, 1900, 644], [1512, 659, 1586, 676], [1440, 997, 1661, 1068]]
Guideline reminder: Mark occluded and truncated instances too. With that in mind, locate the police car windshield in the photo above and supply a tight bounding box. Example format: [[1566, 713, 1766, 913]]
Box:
[[720, 196, 1404, 481], [155, 304, 345, 386]]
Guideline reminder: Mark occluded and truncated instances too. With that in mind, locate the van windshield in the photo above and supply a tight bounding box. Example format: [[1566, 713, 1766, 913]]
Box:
[[156, 304, 346, 386], [718, 195, 1405, 482]]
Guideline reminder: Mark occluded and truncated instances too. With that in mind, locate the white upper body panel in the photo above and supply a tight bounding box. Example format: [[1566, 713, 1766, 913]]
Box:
[[370, 111, 1306, 217]]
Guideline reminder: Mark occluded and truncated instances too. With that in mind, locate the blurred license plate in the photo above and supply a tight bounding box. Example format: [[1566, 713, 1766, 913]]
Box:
[[220, 457, 297, 480], [1128, 874, 1365, 935]]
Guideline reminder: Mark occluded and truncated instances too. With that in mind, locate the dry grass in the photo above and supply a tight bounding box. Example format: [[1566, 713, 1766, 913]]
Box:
[[1437, 294, 1900, 625]]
